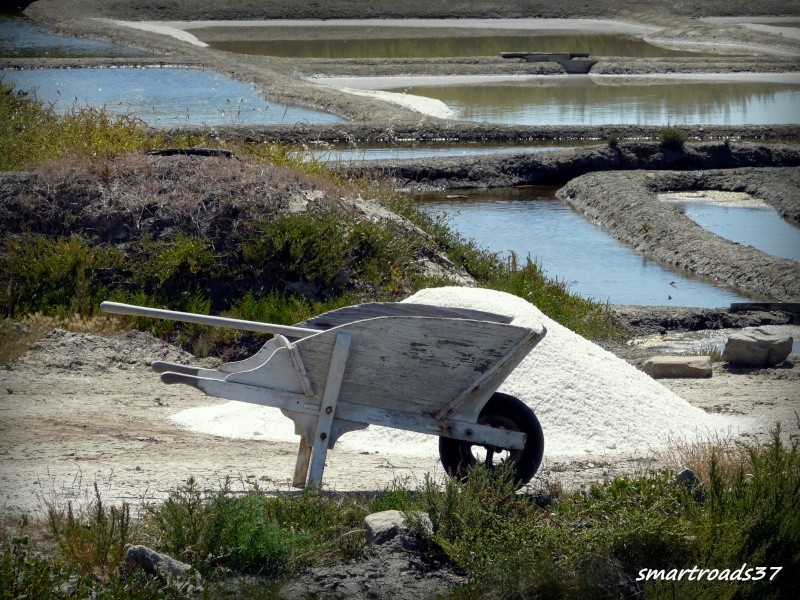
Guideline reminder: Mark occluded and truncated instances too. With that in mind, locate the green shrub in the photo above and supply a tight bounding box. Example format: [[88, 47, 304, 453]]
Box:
[[144, 478, 370, 577], [47, 484, 132, 578], [0, 235, 124, 318], [242, 210, 352, 290], [131, 235, 217, 304], [659, 125, 688, 150], [0, 517, 60, 600]]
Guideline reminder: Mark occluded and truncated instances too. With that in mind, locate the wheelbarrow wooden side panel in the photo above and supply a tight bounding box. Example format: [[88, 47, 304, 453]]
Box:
[[295, 302, 515, 331], [294, 316, 542, 423]]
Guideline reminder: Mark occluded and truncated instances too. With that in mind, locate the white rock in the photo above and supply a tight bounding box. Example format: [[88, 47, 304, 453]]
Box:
[[722, 328, 793, 367]]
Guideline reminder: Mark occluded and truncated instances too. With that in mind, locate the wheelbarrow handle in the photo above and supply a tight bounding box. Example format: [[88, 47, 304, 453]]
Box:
[[99, 301, 319, 338]]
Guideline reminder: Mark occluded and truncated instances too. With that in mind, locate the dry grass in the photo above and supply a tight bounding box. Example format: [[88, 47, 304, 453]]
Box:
[[660, 432, 751, 483], [0, 313, 121, 365], [9, 152, 355, 245], [0, 319, 49, 366]]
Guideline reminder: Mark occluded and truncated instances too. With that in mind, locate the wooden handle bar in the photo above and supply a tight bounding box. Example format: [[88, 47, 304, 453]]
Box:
[[100, 301, 319, 338]]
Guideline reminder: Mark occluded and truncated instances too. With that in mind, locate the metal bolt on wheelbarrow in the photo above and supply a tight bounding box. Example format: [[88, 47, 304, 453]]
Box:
[[101, 300, 547, 488]]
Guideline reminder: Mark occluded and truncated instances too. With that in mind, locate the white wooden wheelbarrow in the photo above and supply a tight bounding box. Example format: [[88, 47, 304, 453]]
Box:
[[100, 300, 547, 488]]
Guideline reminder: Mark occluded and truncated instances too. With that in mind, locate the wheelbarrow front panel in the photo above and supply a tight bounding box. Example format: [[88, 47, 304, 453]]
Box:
[[294, 316, 542, 422]]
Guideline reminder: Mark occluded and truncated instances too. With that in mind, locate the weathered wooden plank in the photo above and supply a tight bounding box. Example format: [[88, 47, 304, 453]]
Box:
[[293, 436, 312, 488], [160, 372, 321, 414], [225, 347, 306, 394], [332, 401, 526, 450], [217, 337, 283, 374], [308, 332, 352, 486], [297, 302, 514, 331], [159, 372, 525, 449], [100, 301, 318, 338], [297, 317, 541, 417], [435, 325, 546, 420]]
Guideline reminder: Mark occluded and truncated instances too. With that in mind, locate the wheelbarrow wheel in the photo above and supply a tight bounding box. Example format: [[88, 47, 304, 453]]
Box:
[[438, 392, 544, 487]]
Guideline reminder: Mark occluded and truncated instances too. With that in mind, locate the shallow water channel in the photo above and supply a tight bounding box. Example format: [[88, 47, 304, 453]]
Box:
[[199, 30, 713, 59], [391, 78, 800, 126], [302, 142, 581, 162], [660, 193, 800, 262], [1, 67, 341, 126], [416, 186, 753, 307], [684, 204, 800, 261], [0, 14, 148, 57]]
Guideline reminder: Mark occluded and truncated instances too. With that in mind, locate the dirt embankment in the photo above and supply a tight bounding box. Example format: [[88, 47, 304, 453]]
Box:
[[344, 141, 800, 189], [557, 167, 800, 302], [23, 0, 800, 21], [156, 123, 800, 146]]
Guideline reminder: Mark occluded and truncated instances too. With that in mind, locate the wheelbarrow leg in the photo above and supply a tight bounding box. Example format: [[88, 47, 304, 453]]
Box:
[[307, 332, 352, 487], [293, 436, 313, 487]]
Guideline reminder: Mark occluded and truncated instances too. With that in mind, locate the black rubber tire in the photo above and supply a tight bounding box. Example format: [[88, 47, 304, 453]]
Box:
[[438, 392, 544, 487]]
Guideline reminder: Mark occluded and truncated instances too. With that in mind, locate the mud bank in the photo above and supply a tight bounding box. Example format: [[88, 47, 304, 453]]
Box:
[[158, 123, 800, 146], [342, 141, 800, 189], [609, 305, 795, 338], [557, 167, 800, 303], [23, 0, 800, 22]]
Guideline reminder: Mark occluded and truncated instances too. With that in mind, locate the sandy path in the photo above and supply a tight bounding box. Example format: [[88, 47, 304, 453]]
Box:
[[0, 330, 441, 516]]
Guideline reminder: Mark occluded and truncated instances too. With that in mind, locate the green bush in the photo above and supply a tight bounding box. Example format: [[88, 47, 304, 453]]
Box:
[[2, 429, 797, 598], [143, 478, 370, 576], [47, 484, 132, 578], [658, 125, 688, 150], [0, 235, 124, 318], [242, 210, 352, 289]]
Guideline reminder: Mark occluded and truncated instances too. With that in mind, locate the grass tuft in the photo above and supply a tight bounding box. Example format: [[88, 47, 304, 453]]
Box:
[[658, 125, 688, 150]]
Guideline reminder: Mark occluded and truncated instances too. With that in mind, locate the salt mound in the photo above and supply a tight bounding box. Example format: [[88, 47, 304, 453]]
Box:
[[169, 287, 739, 458]]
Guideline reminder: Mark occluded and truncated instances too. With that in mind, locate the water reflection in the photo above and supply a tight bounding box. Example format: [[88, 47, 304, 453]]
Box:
[[0, 14, 148, 57], [681, 203, 800, 261], [201, 31, 714, 59], [416, 186, 753, 307], [393, 79, 800, 125], [1, 67, 342, 126], [300, 143, 577, 162]]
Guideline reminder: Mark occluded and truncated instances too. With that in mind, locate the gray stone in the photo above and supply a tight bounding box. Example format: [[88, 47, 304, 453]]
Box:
[[364, 509, 432, 546], [722, 329, 793, 367], [642, 355, 713, 378], [675, 468, 700, 488], [675, 468, 705, 503], [124, 544, 199, 584]]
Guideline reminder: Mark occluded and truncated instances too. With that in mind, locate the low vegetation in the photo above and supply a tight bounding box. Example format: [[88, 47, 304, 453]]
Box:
[[1, 429, 797, 598], [658, 125, 689, 150]]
